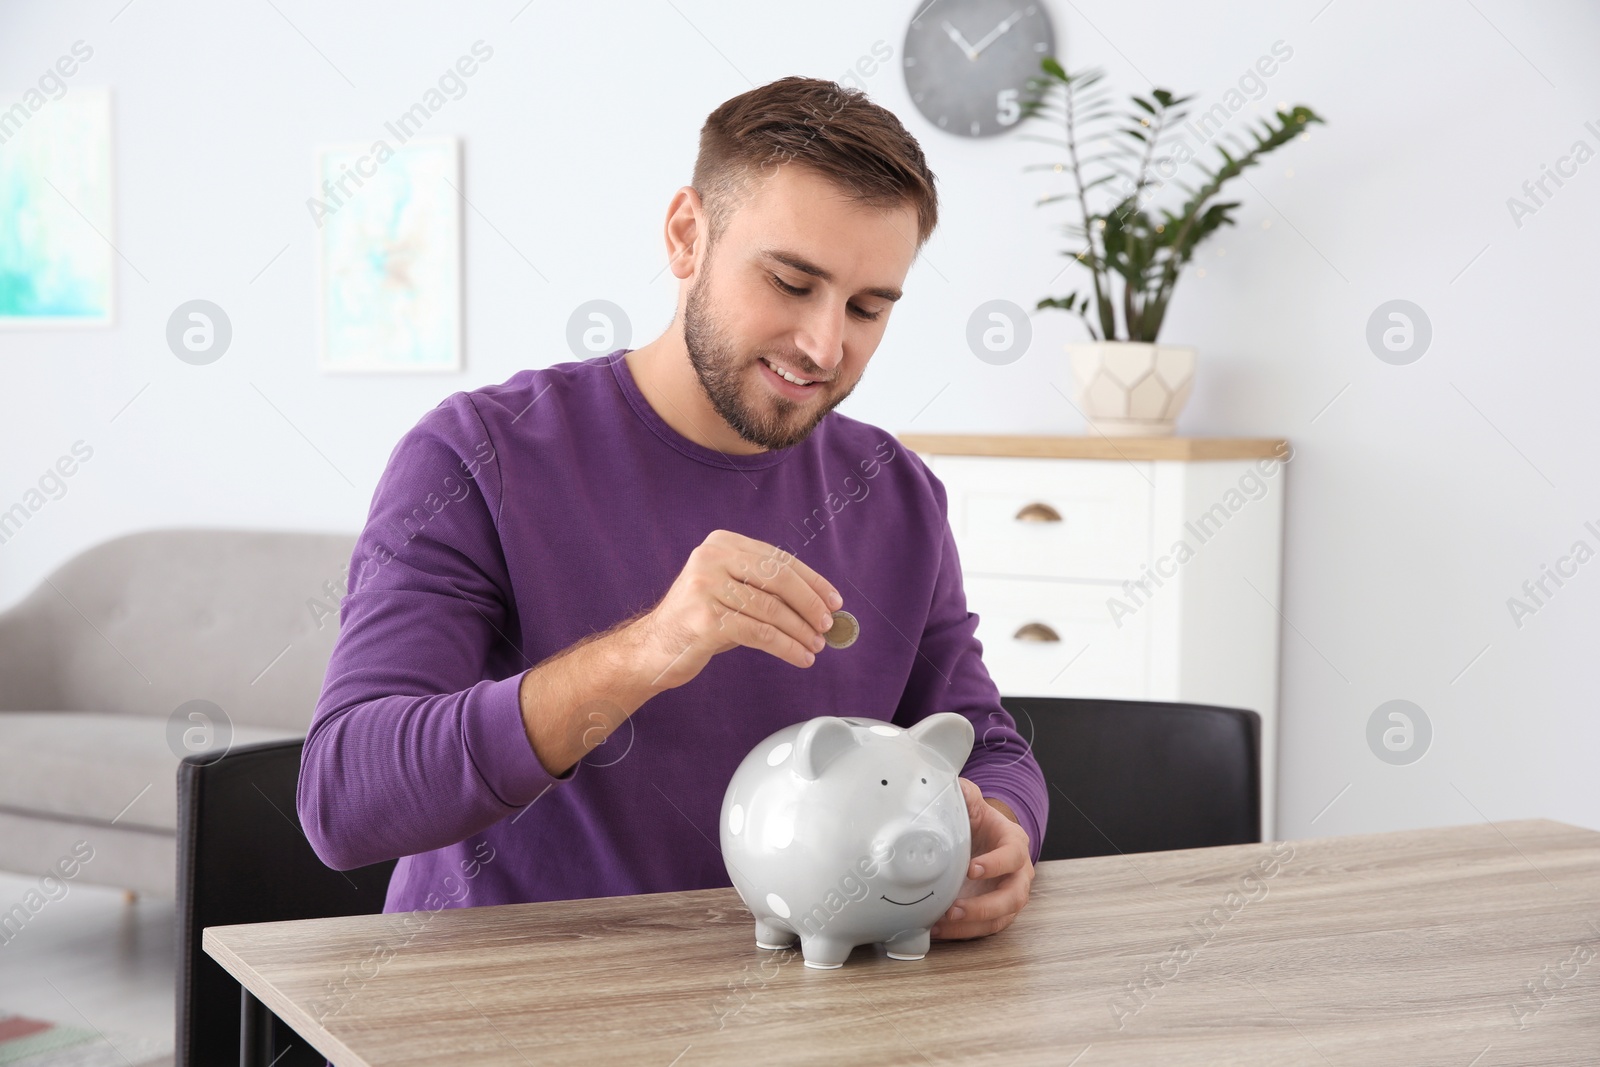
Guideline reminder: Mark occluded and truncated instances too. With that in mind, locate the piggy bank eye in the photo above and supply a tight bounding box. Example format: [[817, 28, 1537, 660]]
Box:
[[921, 777, 927, 784], [880, 779, 888, 786]]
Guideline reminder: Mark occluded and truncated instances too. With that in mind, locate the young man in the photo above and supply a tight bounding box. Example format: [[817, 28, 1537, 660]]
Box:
[[298, 77, 1046, 944]]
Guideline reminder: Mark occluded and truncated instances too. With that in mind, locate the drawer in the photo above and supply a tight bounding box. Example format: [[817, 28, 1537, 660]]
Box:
[[965, 576, 1149, 700], [923, 455, 1151, 581]]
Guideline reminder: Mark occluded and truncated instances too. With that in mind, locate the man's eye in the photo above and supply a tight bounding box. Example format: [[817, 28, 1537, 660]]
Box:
[[771, 274, 881, 321]]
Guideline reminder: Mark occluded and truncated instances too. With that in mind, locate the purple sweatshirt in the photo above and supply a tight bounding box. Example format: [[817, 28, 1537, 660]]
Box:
[[297, 350, 1048, 914]]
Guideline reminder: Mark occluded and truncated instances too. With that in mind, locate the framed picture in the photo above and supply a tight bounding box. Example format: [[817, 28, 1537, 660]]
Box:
[[0, 88, 113, 328], [315, 137, 461, 372]]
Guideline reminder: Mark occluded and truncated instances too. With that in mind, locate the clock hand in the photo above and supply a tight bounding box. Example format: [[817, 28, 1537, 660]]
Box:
[[940, 19, 978, 60], [969, 11, 1024, 57]]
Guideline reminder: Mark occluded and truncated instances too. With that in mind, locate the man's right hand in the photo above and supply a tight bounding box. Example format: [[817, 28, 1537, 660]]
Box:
[[634, 529, 844, 691], [517, 530, 844, 777]]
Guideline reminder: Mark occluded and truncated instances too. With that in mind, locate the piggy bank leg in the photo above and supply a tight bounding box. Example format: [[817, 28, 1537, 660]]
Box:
[[884, 929, 931, 961], [798, 936, 853, 969], [754, 918, 797, 950]]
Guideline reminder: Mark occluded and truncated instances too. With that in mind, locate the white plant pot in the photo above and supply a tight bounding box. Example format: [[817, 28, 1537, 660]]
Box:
[[1067, 341, 1196, 437]]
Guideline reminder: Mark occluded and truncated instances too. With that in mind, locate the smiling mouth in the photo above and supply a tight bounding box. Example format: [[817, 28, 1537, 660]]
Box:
[[881, 891, 935, 906], [759, 356, 826, 387]]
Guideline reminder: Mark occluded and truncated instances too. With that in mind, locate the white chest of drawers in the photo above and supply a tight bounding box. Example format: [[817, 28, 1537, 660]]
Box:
[[899, 434, 1289, 840]]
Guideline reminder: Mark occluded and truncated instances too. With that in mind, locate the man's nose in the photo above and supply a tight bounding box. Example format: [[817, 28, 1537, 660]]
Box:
[[794, 305, 847, 378]]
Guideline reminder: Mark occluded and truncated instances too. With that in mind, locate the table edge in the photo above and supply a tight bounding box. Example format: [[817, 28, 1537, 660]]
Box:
[[203, 927, 369, 1067]]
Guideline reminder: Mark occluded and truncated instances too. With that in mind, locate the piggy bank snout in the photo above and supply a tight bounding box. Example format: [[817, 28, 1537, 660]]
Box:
[[877, 828, 953, 885]]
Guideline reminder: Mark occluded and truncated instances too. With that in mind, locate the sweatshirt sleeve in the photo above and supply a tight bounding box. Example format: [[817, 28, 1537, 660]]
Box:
[[297, 393, 572, 871], [893, 467, 1049, 867]]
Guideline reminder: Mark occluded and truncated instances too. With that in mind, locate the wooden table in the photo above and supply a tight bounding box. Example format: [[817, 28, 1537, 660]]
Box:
[[204, 819, 1600, 1065]]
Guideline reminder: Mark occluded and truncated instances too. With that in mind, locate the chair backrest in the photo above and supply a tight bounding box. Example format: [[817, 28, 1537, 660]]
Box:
[[999, 696, 1261, 861], [176, 738, 395, 1067], [0, 527, 356, 729]]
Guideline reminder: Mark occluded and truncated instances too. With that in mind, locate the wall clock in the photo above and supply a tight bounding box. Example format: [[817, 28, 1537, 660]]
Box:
[[902, 0, 1057, 138]]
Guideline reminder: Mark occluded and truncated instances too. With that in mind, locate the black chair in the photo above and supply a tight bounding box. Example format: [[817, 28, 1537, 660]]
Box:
[[999, 696, 1261, 862], [177, 738, 396, 1067]]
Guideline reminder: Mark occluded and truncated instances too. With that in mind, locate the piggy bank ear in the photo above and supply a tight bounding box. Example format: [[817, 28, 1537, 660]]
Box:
[[908, 713, 975, 773], [794, 716, 859, 781]]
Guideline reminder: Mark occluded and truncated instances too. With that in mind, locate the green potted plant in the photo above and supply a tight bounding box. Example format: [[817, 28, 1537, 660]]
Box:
[[1022, 58, 1324, 435]]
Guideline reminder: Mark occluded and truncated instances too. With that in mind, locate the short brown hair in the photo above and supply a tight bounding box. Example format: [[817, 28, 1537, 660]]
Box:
[[692, 76, 939, 247]]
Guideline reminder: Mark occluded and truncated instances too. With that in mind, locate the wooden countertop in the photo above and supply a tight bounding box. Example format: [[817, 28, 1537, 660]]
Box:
[[204, 819, 1600, 1065], [895, 433, 1288, 461]]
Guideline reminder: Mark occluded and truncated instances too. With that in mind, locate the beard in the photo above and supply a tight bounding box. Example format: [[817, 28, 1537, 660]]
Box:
[[682, 266, 857, 452]]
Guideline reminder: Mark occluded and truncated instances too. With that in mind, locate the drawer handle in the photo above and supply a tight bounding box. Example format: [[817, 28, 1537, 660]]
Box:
[[1014, 502, 1063, 523], [1012, 622, 1061, 643]]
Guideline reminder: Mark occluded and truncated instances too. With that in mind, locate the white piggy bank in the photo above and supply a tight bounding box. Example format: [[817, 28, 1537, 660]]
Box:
[[719, 713, 975, 969]]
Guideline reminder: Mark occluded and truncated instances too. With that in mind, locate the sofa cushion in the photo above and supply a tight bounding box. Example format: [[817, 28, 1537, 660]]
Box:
[[0, 528, 356, 731], [0, 712, 303, 833]]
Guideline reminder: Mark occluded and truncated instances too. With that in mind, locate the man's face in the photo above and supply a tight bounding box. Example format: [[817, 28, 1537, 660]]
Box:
[[682, 164, 920, 451]]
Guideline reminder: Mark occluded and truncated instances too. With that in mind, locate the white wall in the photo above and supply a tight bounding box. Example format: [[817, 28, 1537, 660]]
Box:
[[3, 0, 1597, 841]]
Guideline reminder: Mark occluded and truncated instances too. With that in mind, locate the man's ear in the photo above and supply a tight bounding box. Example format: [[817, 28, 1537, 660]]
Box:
[[664, 186, 704, 281]]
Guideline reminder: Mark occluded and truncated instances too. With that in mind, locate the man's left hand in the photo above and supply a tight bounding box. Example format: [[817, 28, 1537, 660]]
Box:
[[930, 777, 1035, 940]]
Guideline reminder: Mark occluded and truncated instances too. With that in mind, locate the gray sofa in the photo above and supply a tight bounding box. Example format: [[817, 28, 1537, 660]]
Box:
[[0, 527, 356, 897]]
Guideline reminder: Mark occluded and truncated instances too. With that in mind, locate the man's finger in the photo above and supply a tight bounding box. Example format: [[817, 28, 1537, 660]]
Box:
[[968, 836, 1028, 880], [932, 912, 1016, 941], [736, 538, 842, 617], [713, 575, 822, 654], [714, 602, 820, 669], [932, 865, 1028, 938], [949, 868, 1028, 922], [768, 546, 843, 610]]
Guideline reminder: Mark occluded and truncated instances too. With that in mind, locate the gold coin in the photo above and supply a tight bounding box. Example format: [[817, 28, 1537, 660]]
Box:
[[824, 609, 859, 649]]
